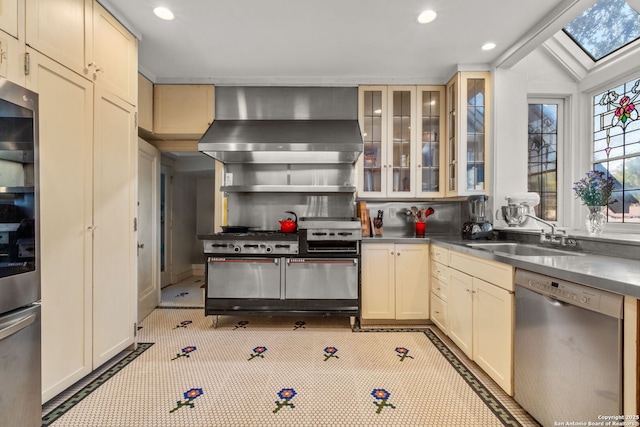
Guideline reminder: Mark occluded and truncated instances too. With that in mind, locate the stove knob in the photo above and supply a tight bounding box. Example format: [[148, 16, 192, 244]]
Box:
[[265, 246, 273, 253], [233, 245, 241, 253]]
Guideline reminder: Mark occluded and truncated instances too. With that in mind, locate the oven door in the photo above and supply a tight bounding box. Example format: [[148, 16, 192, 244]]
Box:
[[284, 258, 358, 299], [207, 257, 281, 299]]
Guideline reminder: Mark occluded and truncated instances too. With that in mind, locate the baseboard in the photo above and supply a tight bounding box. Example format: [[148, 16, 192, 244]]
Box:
[[192, 264, 205, 276]]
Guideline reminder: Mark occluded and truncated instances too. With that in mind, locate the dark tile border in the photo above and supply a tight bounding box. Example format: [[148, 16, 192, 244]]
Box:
[[422, 329, 524, 427], [41, 343, 154, 427]]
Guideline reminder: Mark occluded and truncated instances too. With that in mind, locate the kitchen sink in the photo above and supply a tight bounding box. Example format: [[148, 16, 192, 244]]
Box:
[[466, 242, 584, 257]]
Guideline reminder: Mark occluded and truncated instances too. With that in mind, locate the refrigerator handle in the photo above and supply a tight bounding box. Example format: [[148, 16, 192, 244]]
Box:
[[0, 313, 36, 341]]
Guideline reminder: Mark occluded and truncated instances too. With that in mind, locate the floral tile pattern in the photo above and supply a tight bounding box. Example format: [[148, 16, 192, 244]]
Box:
[[42, 306, 539, 427]]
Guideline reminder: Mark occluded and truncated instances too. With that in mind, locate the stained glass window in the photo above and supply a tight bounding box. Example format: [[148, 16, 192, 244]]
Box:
[[528, 102, 560, 221], [593, 77, 640, 223], [563, 0, 640, 61]]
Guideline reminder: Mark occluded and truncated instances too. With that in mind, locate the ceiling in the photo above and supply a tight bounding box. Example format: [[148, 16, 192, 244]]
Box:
[[99, 0, 596, 86]]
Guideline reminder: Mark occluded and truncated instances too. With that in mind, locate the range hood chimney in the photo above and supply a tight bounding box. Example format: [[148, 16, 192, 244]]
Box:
[[198, 87, 363, 164]]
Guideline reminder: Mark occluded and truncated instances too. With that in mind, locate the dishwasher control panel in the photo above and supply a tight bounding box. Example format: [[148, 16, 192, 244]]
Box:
[[515, 269, 624, 318]]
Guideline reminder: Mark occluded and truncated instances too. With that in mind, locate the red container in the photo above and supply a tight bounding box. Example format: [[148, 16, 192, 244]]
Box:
[[415, 221, 426, 237], [279, 220, 297, 233]]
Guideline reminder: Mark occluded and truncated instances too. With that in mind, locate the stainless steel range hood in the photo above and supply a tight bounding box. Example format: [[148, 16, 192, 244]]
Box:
[[198, 87, 363, 164]]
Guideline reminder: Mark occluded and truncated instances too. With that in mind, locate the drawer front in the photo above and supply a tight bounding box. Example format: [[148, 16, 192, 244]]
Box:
[[430, 293, 448, 334], [431, 276, 449, 301], [449, 251, 514, 292], [430, 245, 449, 265], [430, 261, 449, 286]]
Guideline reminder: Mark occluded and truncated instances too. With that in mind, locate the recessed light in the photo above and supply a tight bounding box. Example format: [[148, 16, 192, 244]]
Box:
[[482, 42, 496, 51], [417, 10, 437, 24], [154, 6, 174, 21]]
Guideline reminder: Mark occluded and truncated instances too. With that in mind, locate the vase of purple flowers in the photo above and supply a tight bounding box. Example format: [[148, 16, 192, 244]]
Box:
[[573, 170, 615, 236]]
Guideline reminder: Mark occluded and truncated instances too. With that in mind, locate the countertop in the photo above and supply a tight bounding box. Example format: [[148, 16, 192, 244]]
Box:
[[363, 233, 640, 299]]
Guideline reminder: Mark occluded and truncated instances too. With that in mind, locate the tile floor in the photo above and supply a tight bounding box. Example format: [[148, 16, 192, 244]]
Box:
[[42, 277, 540, 427]]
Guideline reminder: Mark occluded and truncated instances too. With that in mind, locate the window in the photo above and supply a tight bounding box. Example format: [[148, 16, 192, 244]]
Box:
[[563, 0, 640, 61], [528, 101, 562, 221], [593, 77, 640, 223]]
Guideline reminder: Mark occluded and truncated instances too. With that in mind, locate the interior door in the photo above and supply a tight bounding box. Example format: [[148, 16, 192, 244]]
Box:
[[137, 138, 160, 322]]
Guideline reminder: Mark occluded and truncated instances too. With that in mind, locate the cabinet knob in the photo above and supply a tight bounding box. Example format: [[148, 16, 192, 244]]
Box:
[[390, 251, 394, 255], [397, 252, 400, 256]]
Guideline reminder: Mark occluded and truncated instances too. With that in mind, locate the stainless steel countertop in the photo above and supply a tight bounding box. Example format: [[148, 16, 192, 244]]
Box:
[[363, 234, 640, 298]]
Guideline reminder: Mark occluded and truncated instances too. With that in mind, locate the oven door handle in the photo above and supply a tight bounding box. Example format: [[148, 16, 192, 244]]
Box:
[[208, 257, 279, 265], [287, 259, 357, 266], [0, 313, 36, 341]]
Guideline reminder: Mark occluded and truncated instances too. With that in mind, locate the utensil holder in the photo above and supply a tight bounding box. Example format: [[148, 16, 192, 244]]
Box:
[[415, 221, 426, 237]]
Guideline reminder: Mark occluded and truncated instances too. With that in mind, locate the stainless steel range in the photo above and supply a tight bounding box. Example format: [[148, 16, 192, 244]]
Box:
[[202, 218, 361, 328]]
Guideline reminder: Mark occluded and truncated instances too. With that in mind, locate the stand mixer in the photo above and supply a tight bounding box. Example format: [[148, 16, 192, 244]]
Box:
[[462, 195, 493, 239], [495, 193, 540, 228]]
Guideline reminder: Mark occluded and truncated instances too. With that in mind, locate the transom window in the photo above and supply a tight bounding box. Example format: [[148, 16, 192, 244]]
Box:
[[563, 0, 640, 61], [593, 76, 640, 223]]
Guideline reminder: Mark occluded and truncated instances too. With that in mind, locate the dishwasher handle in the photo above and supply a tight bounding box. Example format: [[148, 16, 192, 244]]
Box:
[[0, 313, 36, 341]]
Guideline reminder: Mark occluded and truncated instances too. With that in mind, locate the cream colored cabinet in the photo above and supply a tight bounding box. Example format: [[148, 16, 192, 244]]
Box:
[[26, 0, 137, 105], [445, 72, 491, 196], [92, 86, 137, 368], [429, 245, 450, 333], [0, 0, 18, 38], [92, 2, 137, 105], [358, 85, 445, 198], [153, 84, 215, 137], [361, 243, 429, 320], [26, 48, 94, 403], [472, 276, 513, 394], [358, 86, 417, 198], [0, 30, 25, 86], [26, 0, 93, 81], [137, 73, 153, 132], [446, 248, 514, 395], [27, 44, 137, 403], [416, 86, 446, 197]]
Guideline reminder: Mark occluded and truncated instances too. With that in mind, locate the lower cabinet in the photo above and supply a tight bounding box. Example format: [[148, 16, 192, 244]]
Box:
[[361, 243, 430, 320], [431, 245, 514, 395]]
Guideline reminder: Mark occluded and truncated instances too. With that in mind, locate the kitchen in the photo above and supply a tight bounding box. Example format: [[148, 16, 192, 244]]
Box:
[[1, 0, 640, 426]]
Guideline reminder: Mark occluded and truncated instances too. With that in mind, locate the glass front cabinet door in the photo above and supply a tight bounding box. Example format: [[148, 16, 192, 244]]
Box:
[[358, 86, 387, 196], [359, 86, 445, 198], [445, 72, 490, 196], [416, 86, 446, 197]]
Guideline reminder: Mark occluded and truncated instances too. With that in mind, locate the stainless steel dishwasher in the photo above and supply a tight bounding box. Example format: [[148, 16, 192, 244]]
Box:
[[514, 269, 624, 427]]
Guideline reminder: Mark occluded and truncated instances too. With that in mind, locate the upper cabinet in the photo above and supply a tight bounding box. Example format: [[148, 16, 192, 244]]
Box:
[[92, 2, 137, 105], [137, 73, 153, 132], [446, 72, 491, 196], [357, 85, 445, 199], [153, 84, 214, 138], [0, 0, 19, 38], [417, 86, 446, 197], [26, 0, 137, 105], [26, 0, 93, 82]]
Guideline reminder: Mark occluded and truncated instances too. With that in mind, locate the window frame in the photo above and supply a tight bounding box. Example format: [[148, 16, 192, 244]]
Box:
[[527, 97, 565, 226]]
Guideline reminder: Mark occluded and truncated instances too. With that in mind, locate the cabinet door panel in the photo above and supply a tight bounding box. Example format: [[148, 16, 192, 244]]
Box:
[[448, 268, 473, 357], [472, 277, 513, 395], [357, 86, 387, 197], [0, 31, 24, 86], [93, 2, 137, 105], [25, 48, 94, 403], [395, 244, 429, 319], [361, 244, 395, 319], [153, 84, 214, 136], [92, 87, 136, 368], [26, 0, 92, 79], [0, 0, 18, 37]]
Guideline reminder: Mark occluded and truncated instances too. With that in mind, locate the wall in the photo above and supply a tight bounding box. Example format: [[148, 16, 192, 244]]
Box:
[[493, 47, 579, 228], [171, 171, 198, 281]]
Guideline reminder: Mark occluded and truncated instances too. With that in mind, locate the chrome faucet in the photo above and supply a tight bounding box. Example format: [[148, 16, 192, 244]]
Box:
[[524, 214, 573, 246]]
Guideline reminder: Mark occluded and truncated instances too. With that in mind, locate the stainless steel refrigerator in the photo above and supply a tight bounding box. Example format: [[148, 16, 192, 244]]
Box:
[[0, 77, 41, 427]]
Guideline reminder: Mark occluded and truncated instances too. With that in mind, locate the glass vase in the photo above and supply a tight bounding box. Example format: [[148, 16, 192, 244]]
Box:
[[585, 206, 606, 236]]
